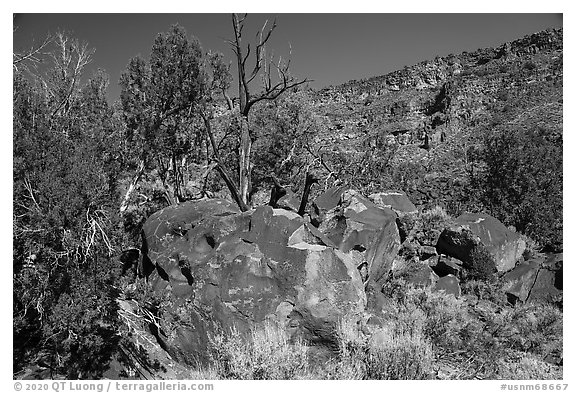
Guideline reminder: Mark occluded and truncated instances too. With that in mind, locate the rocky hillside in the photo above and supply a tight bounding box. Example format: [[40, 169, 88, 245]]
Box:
[[113, 25, 565, 371], [311, 28, 562, 211], [108, 187, 562, 380], [13, 25, 563, 381]]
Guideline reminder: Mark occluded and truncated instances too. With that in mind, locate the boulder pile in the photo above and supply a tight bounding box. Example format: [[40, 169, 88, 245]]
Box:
[[133, 187, 561, 364]]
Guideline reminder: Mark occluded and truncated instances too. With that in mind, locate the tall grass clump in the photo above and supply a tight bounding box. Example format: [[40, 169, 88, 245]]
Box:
[[498, 354, 562, 380], [502, 302, 563, 359], [421, 205, 450, 224], [382, 282, 505, 378], [203, 285, 561, 380], [208, 321, 309, 379], [414, 205, 452, 246], [384, 280, 562, 379], [323, 317, 434, 380]]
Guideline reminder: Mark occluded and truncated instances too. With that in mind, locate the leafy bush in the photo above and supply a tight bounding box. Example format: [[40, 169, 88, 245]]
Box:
[[324, 144, 397, 196], [472, 117, 562, 251], [43, 266, 121, 378], [250, 90, 324, 194], [390, 160, 427, 191], [421, 205, 450, 226], [409, 206, 451, 247], [13, 38, 125, 378], [466, 245, 498, 281]]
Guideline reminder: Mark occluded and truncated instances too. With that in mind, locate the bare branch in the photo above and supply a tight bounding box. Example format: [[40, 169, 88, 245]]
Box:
[[48, 34, 95, 119], [242, 43, 251, 69], [244, 77, 310, 114], [23, 177, 41, 212], [278, 140, 298, 171], [227, 13, 311, 207], [235, 13, 247, 37], [246, 18, 277, 85], [13, 34, 52, 72]]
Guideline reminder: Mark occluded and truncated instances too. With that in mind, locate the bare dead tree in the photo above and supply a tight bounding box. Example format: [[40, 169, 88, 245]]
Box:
[[46, 32, 94, 120], [227, 13, 310, 209], [200, 52, 249, 210]]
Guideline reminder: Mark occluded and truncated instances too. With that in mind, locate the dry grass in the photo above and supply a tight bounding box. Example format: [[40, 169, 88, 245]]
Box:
[[498, 353, 562, 380], [421, 205, 450, 223], [208, 321, 309, 379], [189, 282, 561, 380]]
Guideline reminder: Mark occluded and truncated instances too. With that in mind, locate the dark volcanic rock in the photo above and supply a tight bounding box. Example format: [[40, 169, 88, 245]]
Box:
[[315, 189, 401, 285], [502, 258, 542, 303], [402, 264, 439, 287], [502, 253, 563, 304], [276, 188, 301, 212], [528, 267, 562, 304], [436, 212, 525, 273], [309, 184, 348, 226], [368, 190, 418, 214], [396, 213, 416, 244], [420, 245, 438, 260], [141, 199, 366, 364], [433, 274, 461, 298], [429, 255, 463, 278]]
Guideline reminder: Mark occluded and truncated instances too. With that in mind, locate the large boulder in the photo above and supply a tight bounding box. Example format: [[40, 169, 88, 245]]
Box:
[[528, 269, 562, 304], [314, 189, 401, 285], [276, 188, 301, 212], [502, 253, 562, 304], [400, 264, 439, 287], [436, 212, 526, 274], [526, 253, 562, 304], [429, 255, 463, 278], [141, 200, 366, 365], [433, 274, 461, 298], [309, 184, 349, 226], [502, 259, 542, 303], [368, 190, 418, 215]]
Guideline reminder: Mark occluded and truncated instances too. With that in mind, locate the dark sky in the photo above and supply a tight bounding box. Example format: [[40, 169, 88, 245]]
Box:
[[13, 13, 563, 103]]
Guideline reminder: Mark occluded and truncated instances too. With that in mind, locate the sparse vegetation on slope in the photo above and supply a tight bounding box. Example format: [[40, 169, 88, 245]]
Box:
[[13, 23, 562, 380], [189, 284, 561, 380]]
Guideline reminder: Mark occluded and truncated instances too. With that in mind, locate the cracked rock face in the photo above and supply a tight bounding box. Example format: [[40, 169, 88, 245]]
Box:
[[141, 200, 366, 364], [436, 212, 526, 273], [313, 188, 401, 285], [368, 190, 418, 215], [503, 253, 563, 304]]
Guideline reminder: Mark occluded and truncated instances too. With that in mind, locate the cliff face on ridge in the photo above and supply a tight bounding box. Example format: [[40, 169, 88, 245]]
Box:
[[307, 28, 562, 212]]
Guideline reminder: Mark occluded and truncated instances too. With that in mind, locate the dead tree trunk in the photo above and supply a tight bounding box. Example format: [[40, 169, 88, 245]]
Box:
[[228, 13, 309, 211], [120, 159, 145, 214], [298, 172, 319, 216], [238, 115, 252, 207], [268, 175, 287, 208], [202, 113, 248, 212]]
